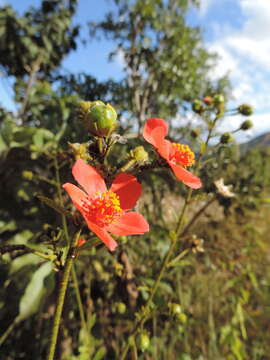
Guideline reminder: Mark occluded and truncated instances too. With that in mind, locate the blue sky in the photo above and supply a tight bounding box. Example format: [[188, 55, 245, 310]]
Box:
[[1, 0, 270, 140]]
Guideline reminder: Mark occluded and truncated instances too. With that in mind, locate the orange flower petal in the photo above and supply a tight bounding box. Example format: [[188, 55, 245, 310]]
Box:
[[156, 139, 171, 160], [110, 173, 142, 210], [106, 212, 149, 236], [62, 183, 87, 211], [86, 220, 118, 251], [143, 118, 168, 147], [72, 159, 106, 197], [168, 162, 202, 189]]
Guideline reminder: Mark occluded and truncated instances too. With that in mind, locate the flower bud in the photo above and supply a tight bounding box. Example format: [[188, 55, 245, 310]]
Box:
[[192, 99, 204, 114], [176, 312, 187, 324], [240, 119, 253, 130], [114, 302, 126, 314], [129, 146, 148, 164], [169, 302, 182, 315], [190, 128, 201, 138], [220, 132, 233, 144], [137, 333, 150, 352], [213, 94, 224, 105], [22, 170, 33, 180], [203, 96, 214, 105], [68, 142, 91, 161], [238, 104, 253, 116], [79, 100, 118, 137]]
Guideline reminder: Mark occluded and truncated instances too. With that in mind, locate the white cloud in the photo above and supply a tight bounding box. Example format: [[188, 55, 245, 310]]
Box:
[[206, 0, 270, 138]]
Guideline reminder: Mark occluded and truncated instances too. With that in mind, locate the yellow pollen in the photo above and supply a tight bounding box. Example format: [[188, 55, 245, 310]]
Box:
[[82, 190, 123, 227], [171, 143, 195, 167]]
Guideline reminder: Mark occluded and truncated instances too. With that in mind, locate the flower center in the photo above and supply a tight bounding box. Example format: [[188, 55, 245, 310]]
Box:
[[82, 190, 123, 227], [170, 143, 195, 167]]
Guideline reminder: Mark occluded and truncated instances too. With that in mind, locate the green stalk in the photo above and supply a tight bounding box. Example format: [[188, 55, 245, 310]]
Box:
[[46, 230, 81, 360], [0, 318, 19, 347], [71, 265, 89, 333], [54, 155, 91, 345]]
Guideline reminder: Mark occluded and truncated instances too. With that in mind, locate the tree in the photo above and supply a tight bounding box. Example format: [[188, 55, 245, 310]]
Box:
[[90, 0, 228, 129]]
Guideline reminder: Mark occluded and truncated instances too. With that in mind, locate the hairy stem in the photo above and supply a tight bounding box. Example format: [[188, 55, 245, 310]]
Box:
[[54, 155, 91, 344]]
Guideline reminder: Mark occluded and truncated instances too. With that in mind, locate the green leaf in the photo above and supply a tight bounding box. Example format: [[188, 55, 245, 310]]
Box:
[[93, 347, 106, 360], [200, 141, 206, 155], [18, 261, 53, 321], [1, 119, 13, 146], [9, 253, 41, 275], [37, 194, 72, 218], [33, 128, 54, 147]]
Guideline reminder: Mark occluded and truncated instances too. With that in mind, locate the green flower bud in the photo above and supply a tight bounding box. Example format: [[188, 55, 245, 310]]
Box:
[[79, 100, 118, 137], [213, 94, 225, 105], [78, 100, 93, 118], [114, 302, 126, 314], [240, 119, 253, 130], [22, 170, 33, 180], [220, 132, 233, 144], [176, 312, 187, 324], [129, 146, 148, 164], [68, 142, 91, 161], [169, 302, 182, 315], [238, 104, 253, 116], [137, 333, 150, 352], [192, 99, 204, 114]]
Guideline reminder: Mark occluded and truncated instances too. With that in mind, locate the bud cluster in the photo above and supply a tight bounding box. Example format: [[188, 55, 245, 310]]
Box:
[[192, 94, 225, 116]]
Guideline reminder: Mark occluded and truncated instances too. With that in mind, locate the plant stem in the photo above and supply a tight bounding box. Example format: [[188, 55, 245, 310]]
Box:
[[181, 196, 216, 236], [0, 317, 19, 347], [54, 155, 90, 342], [71, 264, 89, 333], [54, 156, 69, 245], [46, 230, 81, 360]]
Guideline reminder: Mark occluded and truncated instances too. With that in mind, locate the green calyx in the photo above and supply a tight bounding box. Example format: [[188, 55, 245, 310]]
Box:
[[79, 100, 118, 137]]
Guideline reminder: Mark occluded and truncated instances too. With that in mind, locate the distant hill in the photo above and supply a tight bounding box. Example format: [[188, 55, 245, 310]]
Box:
[[240, 132, 270, 152]]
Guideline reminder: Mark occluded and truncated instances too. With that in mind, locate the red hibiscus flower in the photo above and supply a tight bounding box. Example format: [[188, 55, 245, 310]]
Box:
[[143, 118, 202, 189], [63, 159, 149, 251]]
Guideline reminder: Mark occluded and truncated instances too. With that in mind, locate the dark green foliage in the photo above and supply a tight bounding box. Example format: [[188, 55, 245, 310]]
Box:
[[0, 0, 78, 77]]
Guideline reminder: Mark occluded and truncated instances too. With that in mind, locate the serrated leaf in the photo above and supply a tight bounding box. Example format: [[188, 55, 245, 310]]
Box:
[[37, 194, 72, 217], [18, 261, 53, 321]]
